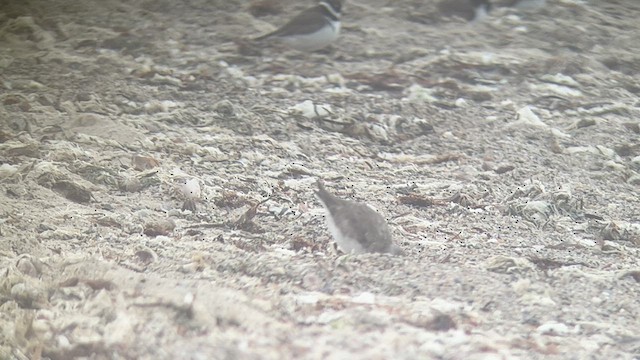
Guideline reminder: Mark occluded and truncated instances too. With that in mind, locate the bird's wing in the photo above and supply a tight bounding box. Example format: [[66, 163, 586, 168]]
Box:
[[260, 6, 329, 39], [334, 203, 393, 252]]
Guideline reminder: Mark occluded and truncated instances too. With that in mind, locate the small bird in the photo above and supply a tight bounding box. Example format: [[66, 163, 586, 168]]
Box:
[[315, 180, 404, 256], [253, 0, 342, 52], [508, 0, 546, 9], [437, 0, 492, 22]]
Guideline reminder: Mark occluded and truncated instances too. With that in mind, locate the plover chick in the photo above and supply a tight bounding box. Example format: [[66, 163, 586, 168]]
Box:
[[315, 180, 404, 256]]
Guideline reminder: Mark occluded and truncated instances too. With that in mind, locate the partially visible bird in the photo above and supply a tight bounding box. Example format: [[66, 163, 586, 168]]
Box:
[[253, 0, 342, 52], [315, 180, 404, 256], [437, 0, 492, 22], [506, 0, 546, 9]]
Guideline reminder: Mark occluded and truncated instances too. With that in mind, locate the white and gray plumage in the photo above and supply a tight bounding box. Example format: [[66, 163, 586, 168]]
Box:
[[254, 0, 342, 51], [437, 0, 492, 22], [315, 181, 404, 256], [508, 0, 546, 9]]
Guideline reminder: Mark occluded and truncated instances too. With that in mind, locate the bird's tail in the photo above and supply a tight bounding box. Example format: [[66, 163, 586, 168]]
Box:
[[253, 29, 278, 42]]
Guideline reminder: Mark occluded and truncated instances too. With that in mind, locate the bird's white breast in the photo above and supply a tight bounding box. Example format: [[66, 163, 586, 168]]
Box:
[[473, 5, 489, 22], [324, 211, 365, 254], [281, 20, 340, 51]]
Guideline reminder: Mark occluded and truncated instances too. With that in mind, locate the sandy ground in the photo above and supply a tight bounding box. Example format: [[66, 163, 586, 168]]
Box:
[[1, 0, 640, 358]]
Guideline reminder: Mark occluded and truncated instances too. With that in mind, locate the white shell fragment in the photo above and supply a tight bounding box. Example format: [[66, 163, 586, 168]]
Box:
[[515, 106, 547, 128], [182, 178, 201, 200]]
